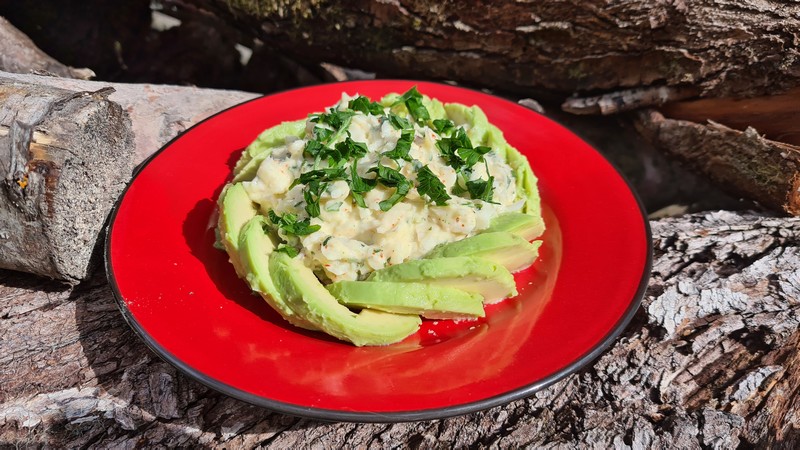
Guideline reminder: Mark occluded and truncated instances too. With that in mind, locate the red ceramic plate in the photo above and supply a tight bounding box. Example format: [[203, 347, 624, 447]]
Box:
[[106, 81, 651, 422]]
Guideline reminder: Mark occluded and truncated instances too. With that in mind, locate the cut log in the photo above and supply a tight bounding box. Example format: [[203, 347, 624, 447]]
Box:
[[0, 80, 135, 282], [164, 0, 800, 99], [1, 211, 798, 447], [635, 109, 800, 216], [0, 71, 257, 281]]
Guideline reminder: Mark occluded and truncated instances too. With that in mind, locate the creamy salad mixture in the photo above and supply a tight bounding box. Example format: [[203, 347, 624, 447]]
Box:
[[242, 92, 523, 283]]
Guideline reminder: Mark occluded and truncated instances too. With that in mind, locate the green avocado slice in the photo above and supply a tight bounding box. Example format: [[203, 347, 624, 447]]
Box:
[[367, 256, 517, 304], [425, 232, 541, 273], [233, 151, 269, 183], [504, 143, 542, 219], [269, 252, 422, 346], [217, 183, 257, 277], [238, 216, 318, 330], [233, 119, 306, 175], [485, 212, 545, 241], [327, 281, 485, 320]]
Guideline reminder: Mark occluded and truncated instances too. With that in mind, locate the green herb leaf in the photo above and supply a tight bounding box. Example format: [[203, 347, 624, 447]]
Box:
[[303, 139, 332, 160], [368, 164, 407, 187], [382, 129, 414, 161], [367, 163, 411, 211], [313, 126, 334, 143], [348, 165, 376, 208], [334, 137, 369, 161], [303, 187, 322, 217], [451, 127, 473, 150], [466, 176, 496, 203], [268, 210, 321, 235], [432, 119, 455, 135], [393, 86, 430, 124], [451, 170, 468, 196], [310, 110, 354, 131], [295, 167, 347, 185], [388, 113, 412, 130], [435, 136, 458, 167], [351, 191, 367, 208], [416, 165, 451, 206], [349, 166, 376, 192], [348, 96, 385, 115], [275, 245, 299, 257], [456, 145, 492, 167], [379, 179, 411, 211]]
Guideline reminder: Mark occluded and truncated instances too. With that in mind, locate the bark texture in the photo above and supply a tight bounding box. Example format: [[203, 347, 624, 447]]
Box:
[[1, 211, 798, 448], [174, 0, 800, 99], [0, 71, 257, 281], [0, 77, 135, 282], [635, 109, 800, 216]]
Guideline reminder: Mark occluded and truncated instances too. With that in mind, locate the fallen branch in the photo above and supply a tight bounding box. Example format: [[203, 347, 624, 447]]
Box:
[[635, 109, 800, 215], [0, 71, 257, 281]]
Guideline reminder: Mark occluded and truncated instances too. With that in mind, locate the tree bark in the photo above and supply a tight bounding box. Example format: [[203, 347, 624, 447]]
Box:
[[172, 0, 800, 99], [1, 210, 798, 448], [155, 0, 800, 216], [635, 109, 800, 216], [0, 71, 258, 282]]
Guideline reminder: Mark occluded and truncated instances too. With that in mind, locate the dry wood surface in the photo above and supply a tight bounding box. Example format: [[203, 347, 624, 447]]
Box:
[[0, 71, 257, 282], [636, 110, 800, 216], [1, 211, 798, 448], [174, 0, 800, 99]]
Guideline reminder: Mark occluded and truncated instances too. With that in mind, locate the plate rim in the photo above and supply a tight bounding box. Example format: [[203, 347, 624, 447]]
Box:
[[104, 79, 653, 423]]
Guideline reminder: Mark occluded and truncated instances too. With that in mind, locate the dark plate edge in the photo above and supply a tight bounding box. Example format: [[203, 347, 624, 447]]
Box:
[[104, 80, 653, 424]]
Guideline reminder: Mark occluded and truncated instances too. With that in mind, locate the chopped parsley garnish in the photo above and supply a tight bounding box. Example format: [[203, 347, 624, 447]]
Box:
[[456, 145, 492, 167], [334, 136, 369, 161], [380, 180, 411, 211], [348, 165, 376, 208], [268, 210, 321, 235], [388, 113, 412, 131], [303, 139, 332, 160], [435, 127, 473, 170], [416, 166, 451, 205], [303, 186, 322, 217], [310, 109, 354, 131], [368, 164, 411, 211], [288, 89, 500, 218], [368, 164, 407, 187], [382, 129, 414, 161], [348, 96, 385, 115], [393, 86, 430, 124], [466, 176, 496, 203], [275, 245, 299, 257], [432, 119, 455, 135], [295, 167, 347, 186], [313, 126, 334, 143]]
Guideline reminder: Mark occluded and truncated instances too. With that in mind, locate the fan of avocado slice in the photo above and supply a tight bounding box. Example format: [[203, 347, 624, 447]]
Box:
[[216, 95, 545, 346]]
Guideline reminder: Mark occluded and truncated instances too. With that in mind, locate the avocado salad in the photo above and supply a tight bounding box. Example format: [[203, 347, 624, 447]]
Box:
[[217, 87, 545, 346]]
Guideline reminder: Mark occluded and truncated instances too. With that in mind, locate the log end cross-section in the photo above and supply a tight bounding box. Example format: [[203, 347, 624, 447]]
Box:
[[0, 77, 135, 282]]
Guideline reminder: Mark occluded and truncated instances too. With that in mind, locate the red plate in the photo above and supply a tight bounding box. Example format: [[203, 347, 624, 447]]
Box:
[[106, 81, 651, 421]]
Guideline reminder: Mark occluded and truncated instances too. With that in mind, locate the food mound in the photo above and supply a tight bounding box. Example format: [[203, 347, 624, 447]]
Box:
[[217, 87, 545, 346]]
